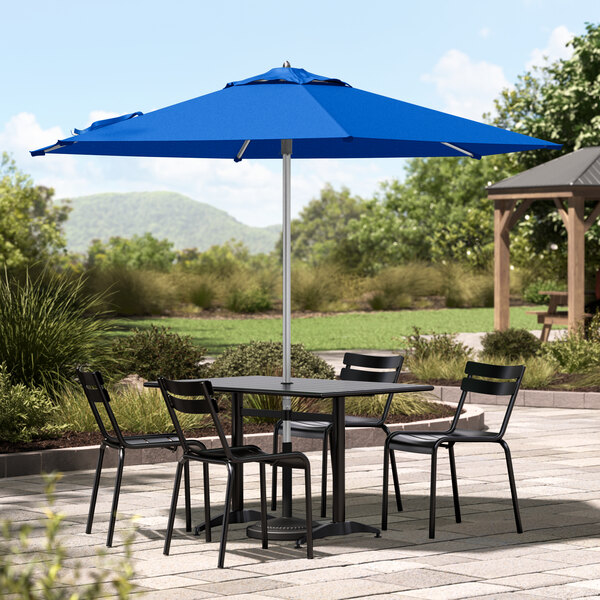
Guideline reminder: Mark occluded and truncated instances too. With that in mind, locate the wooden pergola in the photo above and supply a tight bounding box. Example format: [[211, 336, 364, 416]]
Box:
[[488, 147, 600, 333]]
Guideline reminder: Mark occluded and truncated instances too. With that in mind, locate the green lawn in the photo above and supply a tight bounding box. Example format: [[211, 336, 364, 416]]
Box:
[[110, 306, 548, 355]]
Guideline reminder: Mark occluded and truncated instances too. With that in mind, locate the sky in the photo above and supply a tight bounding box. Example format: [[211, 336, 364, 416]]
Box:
[[1, 1, 597, 227]]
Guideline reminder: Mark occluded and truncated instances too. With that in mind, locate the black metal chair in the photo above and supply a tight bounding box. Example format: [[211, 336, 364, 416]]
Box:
[[158, 377, 313, 568], [76, 368, 206, 547], [271, 352, 404, 517], [381, 360, 525, 539]]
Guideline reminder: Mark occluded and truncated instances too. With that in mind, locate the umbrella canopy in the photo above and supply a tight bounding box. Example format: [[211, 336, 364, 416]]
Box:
[[32, 66, 559, 160]]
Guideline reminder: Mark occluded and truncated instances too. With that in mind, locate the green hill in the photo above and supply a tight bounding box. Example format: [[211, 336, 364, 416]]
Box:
[[62, 191, 279, 254]]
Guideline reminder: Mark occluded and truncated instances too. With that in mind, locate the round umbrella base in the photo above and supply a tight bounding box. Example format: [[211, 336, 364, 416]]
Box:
[[246, 516, 313, 541]]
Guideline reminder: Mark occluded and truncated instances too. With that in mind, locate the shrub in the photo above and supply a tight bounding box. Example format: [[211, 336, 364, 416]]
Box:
[[84, 266, 179, 315], [111, 325, 208, 380], [368, 264, 442, 310], [439, 263, 494, 308], [0, 364, 66, 442], [409, 355, 469, 383], [541, 316, 600, 373], [481, 328, 542, 360], [55, 384, 209, 434], [406, 327, 472, 362], [292, 264, 342, 312], [0, 473, 137, 598], [225, 287, 273, 313], [478, 354, 555, 389], [523, 279, 565, 305], [0, 269, 113, 395], [345, 393, 450, 418], [189, 279, 216, 309], [209, 341, 335, 419]]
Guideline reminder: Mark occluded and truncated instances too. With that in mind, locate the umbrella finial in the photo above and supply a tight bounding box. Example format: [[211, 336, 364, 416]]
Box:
[[282, 60, 291, 68]]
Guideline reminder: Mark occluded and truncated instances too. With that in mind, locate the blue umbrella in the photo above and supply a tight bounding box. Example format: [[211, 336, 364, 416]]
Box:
[[32, 64, 560, 535]]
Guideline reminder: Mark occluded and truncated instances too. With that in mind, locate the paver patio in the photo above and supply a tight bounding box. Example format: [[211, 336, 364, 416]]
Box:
[[2, 405, 600, 599]]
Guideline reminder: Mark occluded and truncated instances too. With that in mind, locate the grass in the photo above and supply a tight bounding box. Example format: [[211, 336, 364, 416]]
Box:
[[109, 306, 550, 355]]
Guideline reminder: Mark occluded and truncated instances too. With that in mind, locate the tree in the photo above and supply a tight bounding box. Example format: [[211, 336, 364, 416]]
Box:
[[278, 185, 366, 266], [346, 155, 514, 273], [86, 232, 176, 271], [491, 22, 600, 276], [0, 153, 70, 269]]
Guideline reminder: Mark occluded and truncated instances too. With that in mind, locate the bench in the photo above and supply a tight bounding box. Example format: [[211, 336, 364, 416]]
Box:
[[526, 309, 593, 341]]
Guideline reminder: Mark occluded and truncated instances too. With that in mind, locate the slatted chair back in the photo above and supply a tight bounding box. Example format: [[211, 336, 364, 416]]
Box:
[[158, 378, 233, 459], [340, 352, 404, 422], [76, 368, 127, 446], [450, 361, 525, 438]]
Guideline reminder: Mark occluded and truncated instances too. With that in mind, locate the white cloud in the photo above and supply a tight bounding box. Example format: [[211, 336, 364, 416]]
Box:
[[1, 112, 397, 228], [421, 49, 510, 120], [526, 25, 574, 71], [478, 27, 491, 39]]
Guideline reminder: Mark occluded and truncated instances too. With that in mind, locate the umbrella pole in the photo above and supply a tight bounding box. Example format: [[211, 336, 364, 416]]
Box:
[[281, 139, 293, 517]]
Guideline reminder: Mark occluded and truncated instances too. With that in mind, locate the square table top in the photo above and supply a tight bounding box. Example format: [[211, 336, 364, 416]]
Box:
[[184, 375, 433, 398]]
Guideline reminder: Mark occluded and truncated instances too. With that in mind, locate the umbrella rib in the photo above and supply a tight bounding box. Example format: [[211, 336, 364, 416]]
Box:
[[442, 142, 480, 159], [234, 140, 251, 162]]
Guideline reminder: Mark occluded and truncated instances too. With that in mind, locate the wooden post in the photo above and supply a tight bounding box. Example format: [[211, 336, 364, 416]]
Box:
[[567, 197, 586, 333], [494, 199, 513, 331]]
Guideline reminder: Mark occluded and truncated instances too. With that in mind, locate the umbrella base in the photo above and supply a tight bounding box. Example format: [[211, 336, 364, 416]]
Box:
[[246, 516, 314, 541]]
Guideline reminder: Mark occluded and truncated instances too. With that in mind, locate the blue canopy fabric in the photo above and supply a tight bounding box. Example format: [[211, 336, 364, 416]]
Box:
[[31, 66, 560, 159]]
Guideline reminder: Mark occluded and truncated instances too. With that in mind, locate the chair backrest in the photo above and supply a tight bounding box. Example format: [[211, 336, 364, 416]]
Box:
[[451, 361, 525, 438], [158, 378, 234, 459], [340, 352, 404, 423], [76, 368, 126, 446]]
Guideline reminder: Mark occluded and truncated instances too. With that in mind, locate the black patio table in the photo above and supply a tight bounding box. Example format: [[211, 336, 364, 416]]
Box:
[[146, 375, 433, 543]]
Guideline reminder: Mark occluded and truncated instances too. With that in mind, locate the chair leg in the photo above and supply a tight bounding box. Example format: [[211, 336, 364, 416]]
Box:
[[320, 431, 329, 518], [86, 443, 106, 535], [381, 443, 390, 530], [271, 424, 280, 511], [203, 462, 212, 543], [382, 426, 402, 511], [500, 440, 523, 534], [164, 460, 184, 556], [107, 447, 125, 548], [259, 463, 268, 549], [448, 444, 461, 524], [304, 466, 313, 559], [429, 448, 438, 539], [218, 464, 234, 569], [184, 460, 192, 533]]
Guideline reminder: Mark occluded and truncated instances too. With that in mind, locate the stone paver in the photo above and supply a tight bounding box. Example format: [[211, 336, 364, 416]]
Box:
[[2, 405, 600, 598]]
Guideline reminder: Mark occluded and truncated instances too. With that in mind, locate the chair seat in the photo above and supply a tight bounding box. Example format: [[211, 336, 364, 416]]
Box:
[[121, 434, 181, 447], [189, 444, 308, 469], [388, 429, 499, 454]]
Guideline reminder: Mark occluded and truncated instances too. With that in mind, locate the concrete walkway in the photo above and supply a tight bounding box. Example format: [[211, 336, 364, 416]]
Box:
[[2, 405, 600, 598]]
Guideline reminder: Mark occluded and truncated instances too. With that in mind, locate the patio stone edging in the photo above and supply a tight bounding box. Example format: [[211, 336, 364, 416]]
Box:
[[433, 385, 600, 409], [0, 403, 483, 479]]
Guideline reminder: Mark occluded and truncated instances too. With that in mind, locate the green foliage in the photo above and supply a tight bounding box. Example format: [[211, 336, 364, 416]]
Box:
[[291, 263, 343, 311], [209, 340, 335, 379], [86, 232, 176, 271], [0, 269, 113, 395], [111, 325, 208, 381], [345, 393, 449, 419], [541, 314, 600, 373], [523, 279, 566, 304], [0, 364, 65, 442], [441, 263, 494, 308], [480, 328, 542, 361], [225, 286, 273, 313], [368, 264, 443, 310], [478, 354, 555, 389], [406, 327, 472, 363], [280, 184, 366, 266], [188, 278, 216, 309], [55, 384, 209, 434], [409, 355, 469, 383], [209, 341, 334, 421], [84, 266, 179, 315], [492, 23, 600, 274], [0, 473, 137, 599], [0, 153, 70, 269]]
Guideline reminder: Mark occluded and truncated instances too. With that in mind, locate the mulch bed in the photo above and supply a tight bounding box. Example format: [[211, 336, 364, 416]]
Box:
[[0, 409, 454, 454]]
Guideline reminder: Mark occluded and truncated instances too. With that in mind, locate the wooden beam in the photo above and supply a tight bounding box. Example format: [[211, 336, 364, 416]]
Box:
[[585, 200, 600, 233], [507, 199, 534, 231], [554, 198, 569, 228], [567, 197, 586, 333], [494, 199, 512, 331]]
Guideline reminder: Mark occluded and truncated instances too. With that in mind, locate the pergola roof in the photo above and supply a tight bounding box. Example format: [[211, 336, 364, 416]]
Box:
[[488, 146, 600, 196]]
